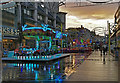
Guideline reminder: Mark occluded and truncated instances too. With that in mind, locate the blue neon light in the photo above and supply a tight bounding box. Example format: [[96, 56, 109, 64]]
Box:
[[34, 64, 36, 68], [55, 31, 62, 39], [36, 40, 39, 50], [49, 37, 52, 49], [34, 71, 38, 80], [81, 45, 84, 47], [37, 64, 39, 68], [22, 24, 56, 33], [44, 66, 46, 71], [63, 33, 68, 37], [22, 24, 27, 31], [21, 67, 23, 72], [90, 40, 92, 43], [52, 30, 56, 33]]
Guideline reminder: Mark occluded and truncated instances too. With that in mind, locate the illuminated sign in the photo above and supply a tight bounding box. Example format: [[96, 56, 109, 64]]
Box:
[[22, 24, 56, 33], [2, 26, 19, 36]]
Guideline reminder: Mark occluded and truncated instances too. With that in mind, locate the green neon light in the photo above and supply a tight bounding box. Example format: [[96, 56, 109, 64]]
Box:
[[26, 36, 40, 41], [81, 39, 83, 43]]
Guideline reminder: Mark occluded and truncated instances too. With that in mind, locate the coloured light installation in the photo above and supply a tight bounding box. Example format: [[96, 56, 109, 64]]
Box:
[[81, 39, 83, 43], [22, 24, 56, 33], [55, 31, 62, 39], [90, 39, 92, 43], [22, 24, 68, 39]]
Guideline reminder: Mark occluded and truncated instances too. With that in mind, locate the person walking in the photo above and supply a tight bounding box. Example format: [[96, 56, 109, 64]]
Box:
[[100, 45, 103, 56], [102, 44, 107, 64], [103, 44, 107, 55], [99, 42, 103, 56]]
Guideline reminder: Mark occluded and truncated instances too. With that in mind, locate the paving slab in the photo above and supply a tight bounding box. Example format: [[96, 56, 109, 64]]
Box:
[[65, 51, 118, 81]]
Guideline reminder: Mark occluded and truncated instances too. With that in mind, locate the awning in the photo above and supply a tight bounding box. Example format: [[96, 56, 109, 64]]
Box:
[[3, 36, 18, 39]]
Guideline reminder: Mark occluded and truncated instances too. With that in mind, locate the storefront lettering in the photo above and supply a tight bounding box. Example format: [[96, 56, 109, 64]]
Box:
[[2, 27, 19, 36]]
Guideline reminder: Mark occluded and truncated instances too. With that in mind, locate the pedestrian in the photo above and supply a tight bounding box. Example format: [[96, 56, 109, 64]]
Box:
[[105, 46, 108, 55], [100, 45, 103, 56], [103, 44, 107, 55], [99, 42, 103, 56]]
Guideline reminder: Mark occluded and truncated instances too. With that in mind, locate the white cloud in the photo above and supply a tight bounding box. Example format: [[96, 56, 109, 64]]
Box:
[[66, 15, 114, 36]]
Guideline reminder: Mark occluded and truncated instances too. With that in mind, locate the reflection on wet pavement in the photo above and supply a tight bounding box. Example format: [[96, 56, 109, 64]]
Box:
[[2, 53, 91, 82]]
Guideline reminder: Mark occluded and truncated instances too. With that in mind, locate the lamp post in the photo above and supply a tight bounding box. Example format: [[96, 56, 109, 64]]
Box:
[[108, 21, 110, 61]]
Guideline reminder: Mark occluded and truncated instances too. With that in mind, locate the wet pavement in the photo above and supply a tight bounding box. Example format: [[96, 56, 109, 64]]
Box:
[[1, 52, 91, 82], [1, 51, 119, 83], [66, 51, 118, 81]]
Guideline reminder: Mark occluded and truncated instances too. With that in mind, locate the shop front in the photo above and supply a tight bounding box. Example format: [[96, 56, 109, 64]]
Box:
[[22, 24, 56, 50], [2, 25, 19, 51]]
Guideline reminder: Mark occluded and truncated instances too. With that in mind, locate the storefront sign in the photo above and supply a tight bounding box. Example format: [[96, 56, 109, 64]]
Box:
[[2, 26, 19, 37]]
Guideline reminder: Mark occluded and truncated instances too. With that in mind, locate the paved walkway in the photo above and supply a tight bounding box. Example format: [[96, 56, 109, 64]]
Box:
[[65, 51, 118, 81]]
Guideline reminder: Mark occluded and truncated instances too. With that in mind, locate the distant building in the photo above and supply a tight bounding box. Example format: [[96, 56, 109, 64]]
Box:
[[66, 25, 94, 47]]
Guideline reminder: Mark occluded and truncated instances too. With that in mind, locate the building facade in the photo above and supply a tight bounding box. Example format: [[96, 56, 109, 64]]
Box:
[[2, 1, 19, 50], [114, 4, 120, 48], [1, 1, 67, 50]]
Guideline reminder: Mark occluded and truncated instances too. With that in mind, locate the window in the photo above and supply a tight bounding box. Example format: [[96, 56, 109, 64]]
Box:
[[24, 9, 27, 14], [27, 10, 30, 15], [38, 15, 43, 20], [38, 15, 40, 19], [41, 4, 44, 8], [6, 7, 15, 14], [39, 16, 42, 20], [48, 19, 52, 24]]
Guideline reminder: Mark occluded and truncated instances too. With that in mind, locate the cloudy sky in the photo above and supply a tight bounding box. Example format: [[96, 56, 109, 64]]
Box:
[[59, 1, 119, 35]]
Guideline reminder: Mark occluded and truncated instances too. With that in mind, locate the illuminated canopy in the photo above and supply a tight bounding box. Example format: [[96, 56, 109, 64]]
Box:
[[22, 24, 56, 33], [22, 24, 68, 39]]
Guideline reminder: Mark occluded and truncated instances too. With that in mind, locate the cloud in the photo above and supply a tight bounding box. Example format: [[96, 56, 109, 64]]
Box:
[[59, 2, 118, 36], [60, 3, 118, 19], [66, 14, 114, 31]]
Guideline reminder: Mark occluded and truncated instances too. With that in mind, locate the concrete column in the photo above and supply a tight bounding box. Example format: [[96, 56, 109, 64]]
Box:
[[34, 3, 38, 26], [17, 2, 24, 46], [44, 7, 48, 24], [17, 2, 22, 25], [14, 4, 18, 28], [53, 13, 56, 28]]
